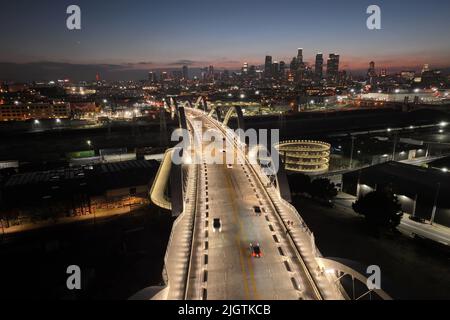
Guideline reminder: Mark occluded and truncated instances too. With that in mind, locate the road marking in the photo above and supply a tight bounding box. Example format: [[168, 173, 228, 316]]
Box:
[[224, 162, 261, 300]]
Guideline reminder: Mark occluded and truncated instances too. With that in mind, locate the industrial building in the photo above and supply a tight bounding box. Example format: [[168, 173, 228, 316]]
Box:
[[343, 162, 450, 228]]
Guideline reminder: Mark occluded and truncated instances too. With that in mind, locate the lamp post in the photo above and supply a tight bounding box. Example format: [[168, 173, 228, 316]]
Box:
[[349, 136, 356, 169], [430, 183, 441, 226]]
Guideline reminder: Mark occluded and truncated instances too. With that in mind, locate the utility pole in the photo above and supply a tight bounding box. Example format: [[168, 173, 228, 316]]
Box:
[[430, 183, 441, 226], [159, 105, 168, 146], [349, 136, 356, 169], [392, 132, 398, 161]]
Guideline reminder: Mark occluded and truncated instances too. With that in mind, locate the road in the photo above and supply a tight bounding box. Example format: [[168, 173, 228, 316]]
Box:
[[184, 110, 328, 300], [334, 192, 450, 246]]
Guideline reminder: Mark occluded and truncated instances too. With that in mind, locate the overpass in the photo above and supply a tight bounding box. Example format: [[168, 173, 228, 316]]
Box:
[[139, 98, 392, 300]]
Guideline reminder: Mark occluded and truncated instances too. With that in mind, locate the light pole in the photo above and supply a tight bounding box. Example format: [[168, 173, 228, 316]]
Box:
[[392, 132, 398, 161], [349, 136, 356, 169], [430, 183, 441, 226]]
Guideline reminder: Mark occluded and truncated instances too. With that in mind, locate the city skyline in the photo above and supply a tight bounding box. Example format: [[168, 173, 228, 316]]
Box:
[[1, 0, 450, 80]]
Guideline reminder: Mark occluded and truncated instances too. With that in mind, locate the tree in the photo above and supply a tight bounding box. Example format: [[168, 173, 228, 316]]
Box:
[[309, 178, 338, 200], [288, 173, 311, 195], [352, 190, 403, 232]]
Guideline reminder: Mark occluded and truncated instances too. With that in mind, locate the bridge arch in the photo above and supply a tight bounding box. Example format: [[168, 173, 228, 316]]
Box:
[[222, 105, 245, 131], [317, 257, 392, 300], [194, 96, 208, 111], [207, 105, 222, 122], [248, 144, 291, 202]]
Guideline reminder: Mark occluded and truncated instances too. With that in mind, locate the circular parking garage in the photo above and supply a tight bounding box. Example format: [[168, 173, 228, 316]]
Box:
[[275, 140, 331, 174]]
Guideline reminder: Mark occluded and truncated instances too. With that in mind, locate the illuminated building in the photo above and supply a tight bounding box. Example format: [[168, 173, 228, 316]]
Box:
[[0, 102, 70, 121], [326, 53, 340, 82], [264, 55, 272, 78], [315, 53, 324, 80], [275, 140, 331, 174]]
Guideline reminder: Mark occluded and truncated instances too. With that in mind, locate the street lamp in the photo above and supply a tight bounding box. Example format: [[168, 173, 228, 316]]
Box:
[[87, 140, 92, 147]]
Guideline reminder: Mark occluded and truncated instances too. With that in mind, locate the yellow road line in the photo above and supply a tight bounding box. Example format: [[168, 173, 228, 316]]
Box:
[[235, 236, 250, 300], [223, 161, 259, 299]]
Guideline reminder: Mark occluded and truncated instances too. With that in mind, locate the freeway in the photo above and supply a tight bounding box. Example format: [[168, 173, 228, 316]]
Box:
[[183, 109, 342, 300]]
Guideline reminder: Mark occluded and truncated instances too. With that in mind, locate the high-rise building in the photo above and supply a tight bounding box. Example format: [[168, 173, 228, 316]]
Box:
[[242, 62, 249, 75], [297, 48, 303, 64], [279, 61, 286, 79], [314, 53, 324, 80], [326, 53, 340, 82], [208, 65, 215, 80], [290, 57, 298, 73], [272, 61, 280, 79], [367, 61, 377, 84], [248, 65, 256, 77], [264, 56, 273, 78], [182, 65, 189, 80], [148, 71, 157, 82], [160, 71, 169, 82], [368, 61, 376, 77]]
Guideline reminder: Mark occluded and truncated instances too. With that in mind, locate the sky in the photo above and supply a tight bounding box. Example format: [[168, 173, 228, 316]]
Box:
[[1, 0, 450, 80]]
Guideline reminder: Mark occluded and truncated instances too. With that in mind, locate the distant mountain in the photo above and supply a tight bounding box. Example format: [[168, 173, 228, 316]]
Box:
[[0, 62, 236, 82]]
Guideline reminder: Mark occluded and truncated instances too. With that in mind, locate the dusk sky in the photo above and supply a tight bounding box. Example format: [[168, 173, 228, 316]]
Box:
[[1, 0, 450, 80]]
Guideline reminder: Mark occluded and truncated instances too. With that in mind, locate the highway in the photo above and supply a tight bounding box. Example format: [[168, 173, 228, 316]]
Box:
[[184, 109, 342, 300]]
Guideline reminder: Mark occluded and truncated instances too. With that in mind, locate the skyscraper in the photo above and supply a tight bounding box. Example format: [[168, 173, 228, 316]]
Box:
[[367, 61, 376, 84], [279, 61, 286, 79], [208, 65, 215, 80], [264, 56, 273, 79], [368, 61, 376, 77], [182, 65, 189, 80], [297, 48, 303, 64], [326, 53, 340, 82], [148, 71, 157, 82], [272, 61, 280, 79], [290, 57, 298, 73], [295, 48, 305, 82], [314, 53, 324, 80], [242, 62, 249, 75]]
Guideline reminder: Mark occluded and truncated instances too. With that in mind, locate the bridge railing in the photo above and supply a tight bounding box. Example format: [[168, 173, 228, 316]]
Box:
[[161, 117, 200, 299], [188, 107, 352, 299]]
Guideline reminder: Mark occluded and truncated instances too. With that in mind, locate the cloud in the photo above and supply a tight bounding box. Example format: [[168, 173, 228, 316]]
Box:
[[167, 60, 199, 66]]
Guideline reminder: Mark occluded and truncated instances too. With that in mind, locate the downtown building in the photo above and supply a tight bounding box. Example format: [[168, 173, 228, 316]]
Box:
[[326, 53, 340, 83]]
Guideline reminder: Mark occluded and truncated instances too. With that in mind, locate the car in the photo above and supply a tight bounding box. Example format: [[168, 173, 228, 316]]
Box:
[[250, 243, 262, 258], [213, 218, 222, 233], [253, 206, 262, 216]]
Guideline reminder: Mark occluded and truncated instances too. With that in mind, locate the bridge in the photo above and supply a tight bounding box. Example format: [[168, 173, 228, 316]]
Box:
[[134, 97, 392, 300]]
